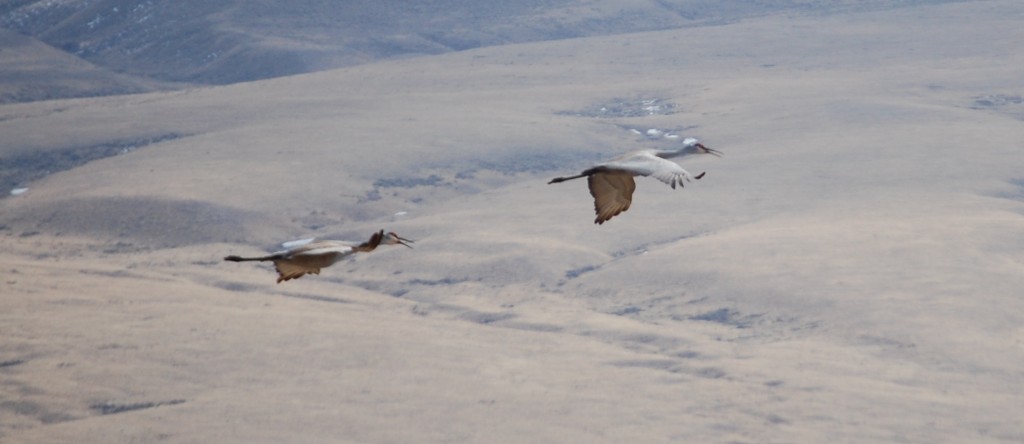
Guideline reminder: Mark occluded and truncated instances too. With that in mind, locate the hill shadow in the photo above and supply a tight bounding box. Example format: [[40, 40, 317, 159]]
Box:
[[3, 196, 260, 248]]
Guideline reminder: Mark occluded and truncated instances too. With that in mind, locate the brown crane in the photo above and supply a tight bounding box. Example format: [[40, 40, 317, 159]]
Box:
[[224, 229, 413, 283]]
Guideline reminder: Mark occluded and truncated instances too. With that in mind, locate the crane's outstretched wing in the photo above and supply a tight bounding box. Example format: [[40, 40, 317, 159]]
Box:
[[273, 260, 319, 283], [604, 152, 698, 189], [271, 241, 353, 283], [588, 171, 636, 225]]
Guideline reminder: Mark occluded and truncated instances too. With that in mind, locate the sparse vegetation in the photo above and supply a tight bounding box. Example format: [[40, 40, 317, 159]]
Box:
[[971, 93, 1024, 120], [373, 174, 446, 189], [564, 264, 598, 279], [689, 308, 762, 329], [972, 93, 1023, 108], [0, 359, 25, 368], [90, 399, 185, 415], [0, 133, 184, 195], [5, 196, 258, 247]]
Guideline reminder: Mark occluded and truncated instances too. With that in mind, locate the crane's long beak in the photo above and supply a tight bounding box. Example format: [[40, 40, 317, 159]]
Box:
[[396, 236, 414, 248]]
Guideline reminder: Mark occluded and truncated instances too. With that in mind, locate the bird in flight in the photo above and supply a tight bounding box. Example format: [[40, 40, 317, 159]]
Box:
[[548, 138, 721, 224], [224, 229, 413, 283]]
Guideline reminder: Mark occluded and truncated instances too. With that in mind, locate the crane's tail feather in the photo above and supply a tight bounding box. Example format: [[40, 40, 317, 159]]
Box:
[[550, 168, 604, 184], [548, 174, 586, 184], [224, 254, 277, 262]]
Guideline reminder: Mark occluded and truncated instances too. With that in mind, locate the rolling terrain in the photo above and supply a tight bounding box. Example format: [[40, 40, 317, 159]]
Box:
[[0, 28, 170, 103], [2, 1, 1024, 443], [2, 0, 971, 101]]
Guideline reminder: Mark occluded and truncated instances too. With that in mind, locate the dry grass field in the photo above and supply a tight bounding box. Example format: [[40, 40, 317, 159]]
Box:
[[2, 1, 1023, 443]]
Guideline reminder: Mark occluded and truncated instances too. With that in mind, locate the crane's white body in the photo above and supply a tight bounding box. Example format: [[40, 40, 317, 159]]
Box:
[[549, 138, 721, 224]]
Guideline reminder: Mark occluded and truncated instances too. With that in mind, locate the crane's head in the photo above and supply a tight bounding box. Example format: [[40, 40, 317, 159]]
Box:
[[384, 232, 415, 248], [681, 137, 722, 157]]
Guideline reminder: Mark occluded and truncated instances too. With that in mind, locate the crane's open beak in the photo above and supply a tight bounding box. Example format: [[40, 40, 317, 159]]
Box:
[[396, 236, 414, 248]]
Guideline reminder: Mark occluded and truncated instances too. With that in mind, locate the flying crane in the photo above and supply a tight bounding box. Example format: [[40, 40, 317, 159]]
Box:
[[224, 229, 413, 283], [548, 138, 721, 224]]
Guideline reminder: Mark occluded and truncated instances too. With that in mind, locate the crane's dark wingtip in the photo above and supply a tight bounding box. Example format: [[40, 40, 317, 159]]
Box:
[[694, 171, 706, 180]]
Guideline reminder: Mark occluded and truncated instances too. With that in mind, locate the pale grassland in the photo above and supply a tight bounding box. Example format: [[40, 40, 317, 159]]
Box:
[[2, 1, 1023, 443]]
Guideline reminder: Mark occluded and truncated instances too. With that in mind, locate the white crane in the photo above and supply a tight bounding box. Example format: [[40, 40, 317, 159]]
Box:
[[548, 137, 722, 224], [224, 229, 413, 283]]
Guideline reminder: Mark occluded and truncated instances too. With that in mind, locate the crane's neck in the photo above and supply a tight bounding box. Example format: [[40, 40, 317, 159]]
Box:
[[657, 146, 696, 159]]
